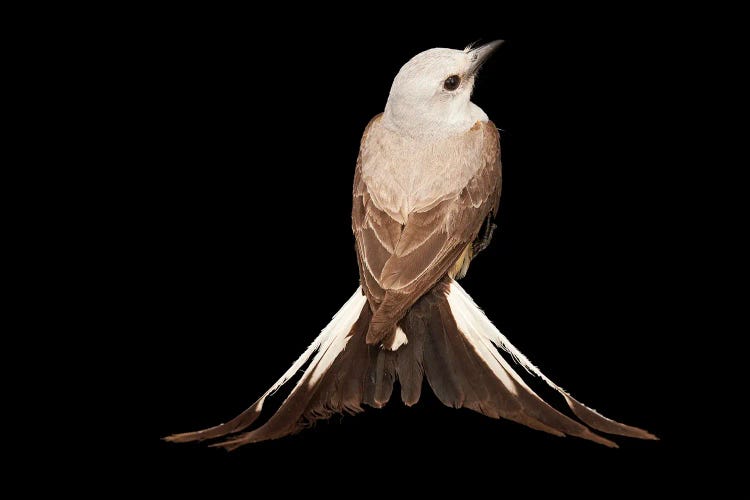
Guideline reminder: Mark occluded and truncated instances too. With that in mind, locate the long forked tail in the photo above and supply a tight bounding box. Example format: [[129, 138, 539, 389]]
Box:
[[165, 281, 656, 450]]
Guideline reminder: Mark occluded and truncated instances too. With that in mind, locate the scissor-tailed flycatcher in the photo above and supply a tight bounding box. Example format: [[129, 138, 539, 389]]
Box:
[[166, 42, 656, 449]]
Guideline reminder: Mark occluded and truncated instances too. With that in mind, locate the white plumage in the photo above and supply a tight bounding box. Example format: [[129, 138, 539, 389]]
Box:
[[447, 280, 632, 428]]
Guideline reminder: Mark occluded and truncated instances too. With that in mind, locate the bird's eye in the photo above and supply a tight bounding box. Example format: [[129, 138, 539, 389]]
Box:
[[443, 75, 461, 91]]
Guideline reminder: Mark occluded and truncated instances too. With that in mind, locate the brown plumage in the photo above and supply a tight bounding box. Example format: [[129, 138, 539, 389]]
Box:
[[165, 44, 656, 450], [353, 115, 501, 346], [165, 113, 654, 450]]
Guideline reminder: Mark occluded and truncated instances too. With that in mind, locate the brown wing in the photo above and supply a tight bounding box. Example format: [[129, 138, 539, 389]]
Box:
[[353, 117, 501, 345]]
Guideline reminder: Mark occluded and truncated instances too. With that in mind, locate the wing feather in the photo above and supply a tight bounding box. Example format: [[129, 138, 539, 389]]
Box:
[[353, 116, 502, 344]]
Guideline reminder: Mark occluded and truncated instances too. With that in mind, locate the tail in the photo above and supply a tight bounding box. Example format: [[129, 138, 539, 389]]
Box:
[[164, 281, 656, 450]]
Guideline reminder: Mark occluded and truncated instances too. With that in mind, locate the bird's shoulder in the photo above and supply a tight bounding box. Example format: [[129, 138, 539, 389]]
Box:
[[355, 115, 498, 223]]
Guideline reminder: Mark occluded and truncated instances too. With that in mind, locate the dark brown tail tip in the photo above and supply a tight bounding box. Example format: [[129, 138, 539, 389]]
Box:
[[162, 433, 200, 444]]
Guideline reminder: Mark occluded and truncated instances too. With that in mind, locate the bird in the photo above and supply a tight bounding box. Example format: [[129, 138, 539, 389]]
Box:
[[165, 41, 657, 449]]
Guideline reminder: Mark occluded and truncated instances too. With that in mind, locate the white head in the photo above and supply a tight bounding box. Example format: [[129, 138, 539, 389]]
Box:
[[383, 41, 503, 137]]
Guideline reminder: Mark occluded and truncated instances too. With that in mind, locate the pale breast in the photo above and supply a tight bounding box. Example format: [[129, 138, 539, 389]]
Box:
[[360, 120, 488, 224]]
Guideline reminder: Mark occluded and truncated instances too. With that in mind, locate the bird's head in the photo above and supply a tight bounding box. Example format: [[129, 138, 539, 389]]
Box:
[[383, 41, 503, 137]]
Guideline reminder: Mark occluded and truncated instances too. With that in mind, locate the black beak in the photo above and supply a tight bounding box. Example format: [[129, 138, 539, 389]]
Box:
[[468, 40, 504, 76]]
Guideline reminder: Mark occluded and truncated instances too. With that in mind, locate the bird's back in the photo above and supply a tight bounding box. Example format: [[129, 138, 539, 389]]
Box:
[[359, 115, 495, 225]]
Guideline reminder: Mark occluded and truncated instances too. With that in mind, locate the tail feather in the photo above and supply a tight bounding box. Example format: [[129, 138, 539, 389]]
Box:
[[447, 281, 658, 441], [164, 288, 369, 445], [395, 324, 424, 406], [214, 292, 371, 450], [165, 281, 656, 450], [426, 282, 618, 447], [366, 347, 397, 408]]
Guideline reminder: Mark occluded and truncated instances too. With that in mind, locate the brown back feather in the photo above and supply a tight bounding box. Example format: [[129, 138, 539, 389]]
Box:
[[352, 117, 502, 345]]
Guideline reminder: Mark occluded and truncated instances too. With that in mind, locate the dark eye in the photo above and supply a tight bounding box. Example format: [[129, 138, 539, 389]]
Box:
[[443, 75, 461, 91]]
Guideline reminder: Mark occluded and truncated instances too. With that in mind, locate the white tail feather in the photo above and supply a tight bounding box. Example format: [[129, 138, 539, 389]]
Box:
[[447, 280, 594, 409], [304, 289, 367, 386], [258, 288, 366, 407], [447, 289, 519, 393]]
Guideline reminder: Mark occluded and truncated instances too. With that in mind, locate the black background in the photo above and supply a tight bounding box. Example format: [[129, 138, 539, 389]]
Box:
[[149, 8, 691, 492]]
